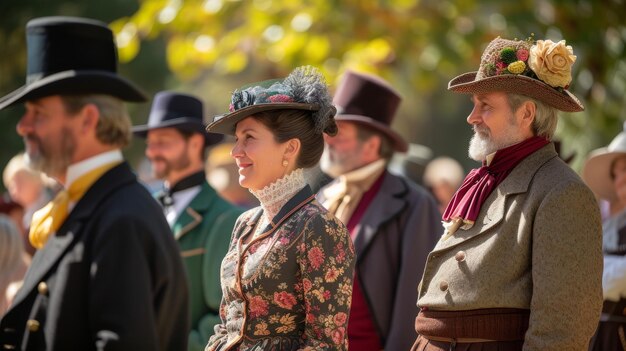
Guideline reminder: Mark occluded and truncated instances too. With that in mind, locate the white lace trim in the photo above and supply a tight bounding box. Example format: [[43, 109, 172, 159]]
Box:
[[250, 168, 307, 222]]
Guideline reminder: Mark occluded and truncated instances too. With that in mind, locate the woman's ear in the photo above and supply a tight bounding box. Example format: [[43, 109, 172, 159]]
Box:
[[284, 138, 301, 162]]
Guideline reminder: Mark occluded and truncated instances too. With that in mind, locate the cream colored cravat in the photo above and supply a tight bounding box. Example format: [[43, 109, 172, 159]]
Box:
[[322, 159, 387, 225]]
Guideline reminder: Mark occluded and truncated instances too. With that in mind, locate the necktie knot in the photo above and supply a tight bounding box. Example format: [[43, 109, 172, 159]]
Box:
[[29, 161, 121, 249]]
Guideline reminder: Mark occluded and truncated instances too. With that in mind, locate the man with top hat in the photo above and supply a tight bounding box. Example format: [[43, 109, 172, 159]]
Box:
[[133, 91, 243, 351], [583, 123, 626, 351], [411, 37, 602, 351], [318, 70, 441, 351], [0, 17, 189, 350]]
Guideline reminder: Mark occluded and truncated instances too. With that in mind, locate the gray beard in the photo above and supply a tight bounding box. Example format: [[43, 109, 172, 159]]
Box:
[[319, 150, 343, 178], [24, 133, 75, 178]]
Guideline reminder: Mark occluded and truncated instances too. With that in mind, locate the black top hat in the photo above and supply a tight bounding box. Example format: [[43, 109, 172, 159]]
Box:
[[333, 71, 408, 152], [133, 91, 223, 146], [0, 16, 147, 111]]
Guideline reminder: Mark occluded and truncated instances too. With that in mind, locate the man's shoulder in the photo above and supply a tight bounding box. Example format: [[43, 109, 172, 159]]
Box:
[[193, 181, 244, 215], [381, 170, 436, 201]]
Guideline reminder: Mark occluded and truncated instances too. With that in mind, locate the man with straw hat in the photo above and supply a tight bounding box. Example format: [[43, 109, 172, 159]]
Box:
[[583, 123, 626, 350], [0, 17, 189, 350], [412, 36, 603, 351]]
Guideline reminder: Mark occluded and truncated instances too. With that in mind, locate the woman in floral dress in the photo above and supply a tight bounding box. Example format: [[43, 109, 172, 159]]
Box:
[[204, 66, 355, 351]]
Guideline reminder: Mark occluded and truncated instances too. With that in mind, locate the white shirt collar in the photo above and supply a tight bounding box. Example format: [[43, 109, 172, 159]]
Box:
[[66, 149, 123, 189]]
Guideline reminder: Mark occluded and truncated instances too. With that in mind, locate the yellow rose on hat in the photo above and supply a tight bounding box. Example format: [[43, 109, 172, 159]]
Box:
[[528, 39, 576, 88]]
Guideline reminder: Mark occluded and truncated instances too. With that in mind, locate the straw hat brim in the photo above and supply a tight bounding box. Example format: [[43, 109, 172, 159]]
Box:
[[0, 70, 147, 111], [448, 72, 584, 112], [582, 148, 626, 202], [206, 102, 318, 135], [335, 114, 408, 152]]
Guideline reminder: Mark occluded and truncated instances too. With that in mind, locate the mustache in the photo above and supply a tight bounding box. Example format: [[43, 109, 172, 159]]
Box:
[[24, 134, 40, 144], [473, 125, 489, 135], [151, 156, 169, 164]]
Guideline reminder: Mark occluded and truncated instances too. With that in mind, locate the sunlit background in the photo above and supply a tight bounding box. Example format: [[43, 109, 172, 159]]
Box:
[[1, 0, 624, 188]]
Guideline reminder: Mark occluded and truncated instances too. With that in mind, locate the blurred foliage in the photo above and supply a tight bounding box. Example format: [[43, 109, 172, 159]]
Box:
[[1, 0, 625, 186], [115, 0, 626, 171]]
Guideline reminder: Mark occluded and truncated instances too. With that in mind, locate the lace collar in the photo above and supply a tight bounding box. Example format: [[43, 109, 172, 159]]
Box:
[[250, 168, 307, 221]]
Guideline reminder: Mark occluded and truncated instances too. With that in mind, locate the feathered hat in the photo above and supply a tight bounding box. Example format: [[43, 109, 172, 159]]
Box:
[[206, 66, 336, 135]]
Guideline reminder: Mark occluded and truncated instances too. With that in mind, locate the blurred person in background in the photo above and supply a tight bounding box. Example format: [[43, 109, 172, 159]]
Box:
[[319, 70, 441, 351], [423, 156, 465, 214], [583, 123, 626, 351], [0, 17, 189, 350], [0, 192, 24, 237], [3, 152, 56, 255], [0, 214, 30, 316], [133, 91, 243, 351]]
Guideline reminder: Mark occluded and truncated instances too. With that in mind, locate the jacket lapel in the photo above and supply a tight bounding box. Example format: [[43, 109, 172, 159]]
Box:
[[10, 163, 136, 307], [352, 172, 407, 259], [173, 182, 216, 240], [433, 143, 558, 252]]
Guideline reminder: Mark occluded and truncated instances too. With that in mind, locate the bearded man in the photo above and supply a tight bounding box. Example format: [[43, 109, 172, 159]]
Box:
[[412, 37, 603, 351], [133, 91, 243, 351]]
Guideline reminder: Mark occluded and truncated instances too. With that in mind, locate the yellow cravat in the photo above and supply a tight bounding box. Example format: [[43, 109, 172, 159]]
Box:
[[29, 161, 121, 249]]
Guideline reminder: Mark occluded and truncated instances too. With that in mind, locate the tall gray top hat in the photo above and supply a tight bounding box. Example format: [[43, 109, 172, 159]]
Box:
[[0, 16, 147, 111], [583, 122, 626, 202], [133, 91, 223, 146]]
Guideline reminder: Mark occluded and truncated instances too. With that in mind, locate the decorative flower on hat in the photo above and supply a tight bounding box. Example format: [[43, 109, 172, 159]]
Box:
[[484, 37, 576, 90], [529, 40, 576, 88]]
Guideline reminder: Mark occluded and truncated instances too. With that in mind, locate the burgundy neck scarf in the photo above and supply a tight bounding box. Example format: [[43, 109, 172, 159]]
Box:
[[442, 136, 549, 225]]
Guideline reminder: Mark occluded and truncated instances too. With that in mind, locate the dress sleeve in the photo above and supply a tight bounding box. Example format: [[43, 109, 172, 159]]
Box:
[[296, 212, 356, 351]]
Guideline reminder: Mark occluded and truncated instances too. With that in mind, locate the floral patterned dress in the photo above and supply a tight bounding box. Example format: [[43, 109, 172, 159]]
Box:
[[205, 169, 355, 351]]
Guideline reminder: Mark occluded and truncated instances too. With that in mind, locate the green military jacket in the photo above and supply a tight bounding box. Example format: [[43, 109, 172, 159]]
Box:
[[171, 182, 243, 351]]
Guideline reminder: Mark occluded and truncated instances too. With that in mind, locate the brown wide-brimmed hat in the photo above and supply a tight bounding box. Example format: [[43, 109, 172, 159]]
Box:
[[333, 70, 408, 152], [206, 66, 336, 135], [448, 36, 583, 112], [583, 122, 626, 202]]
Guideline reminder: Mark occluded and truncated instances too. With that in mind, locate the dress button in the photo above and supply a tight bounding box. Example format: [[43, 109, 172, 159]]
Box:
[[439, 281, 449, 291], [26, 320, 40, 332], [455, 251, 466, 262], [38, 282, 48, 295]]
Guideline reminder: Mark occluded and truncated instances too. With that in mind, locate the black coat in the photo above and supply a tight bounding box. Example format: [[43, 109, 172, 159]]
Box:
[[0, 162, 189, 351]]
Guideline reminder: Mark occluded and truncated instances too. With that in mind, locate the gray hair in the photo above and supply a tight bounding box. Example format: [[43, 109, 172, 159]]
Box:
[[61, 94, 132, 148], [507, 93, 559, 140]]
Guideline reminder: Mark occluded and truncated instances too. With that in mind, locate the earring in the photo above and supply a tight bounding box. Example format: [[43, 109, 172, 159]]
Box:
[[282, 160, 288, 167]]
